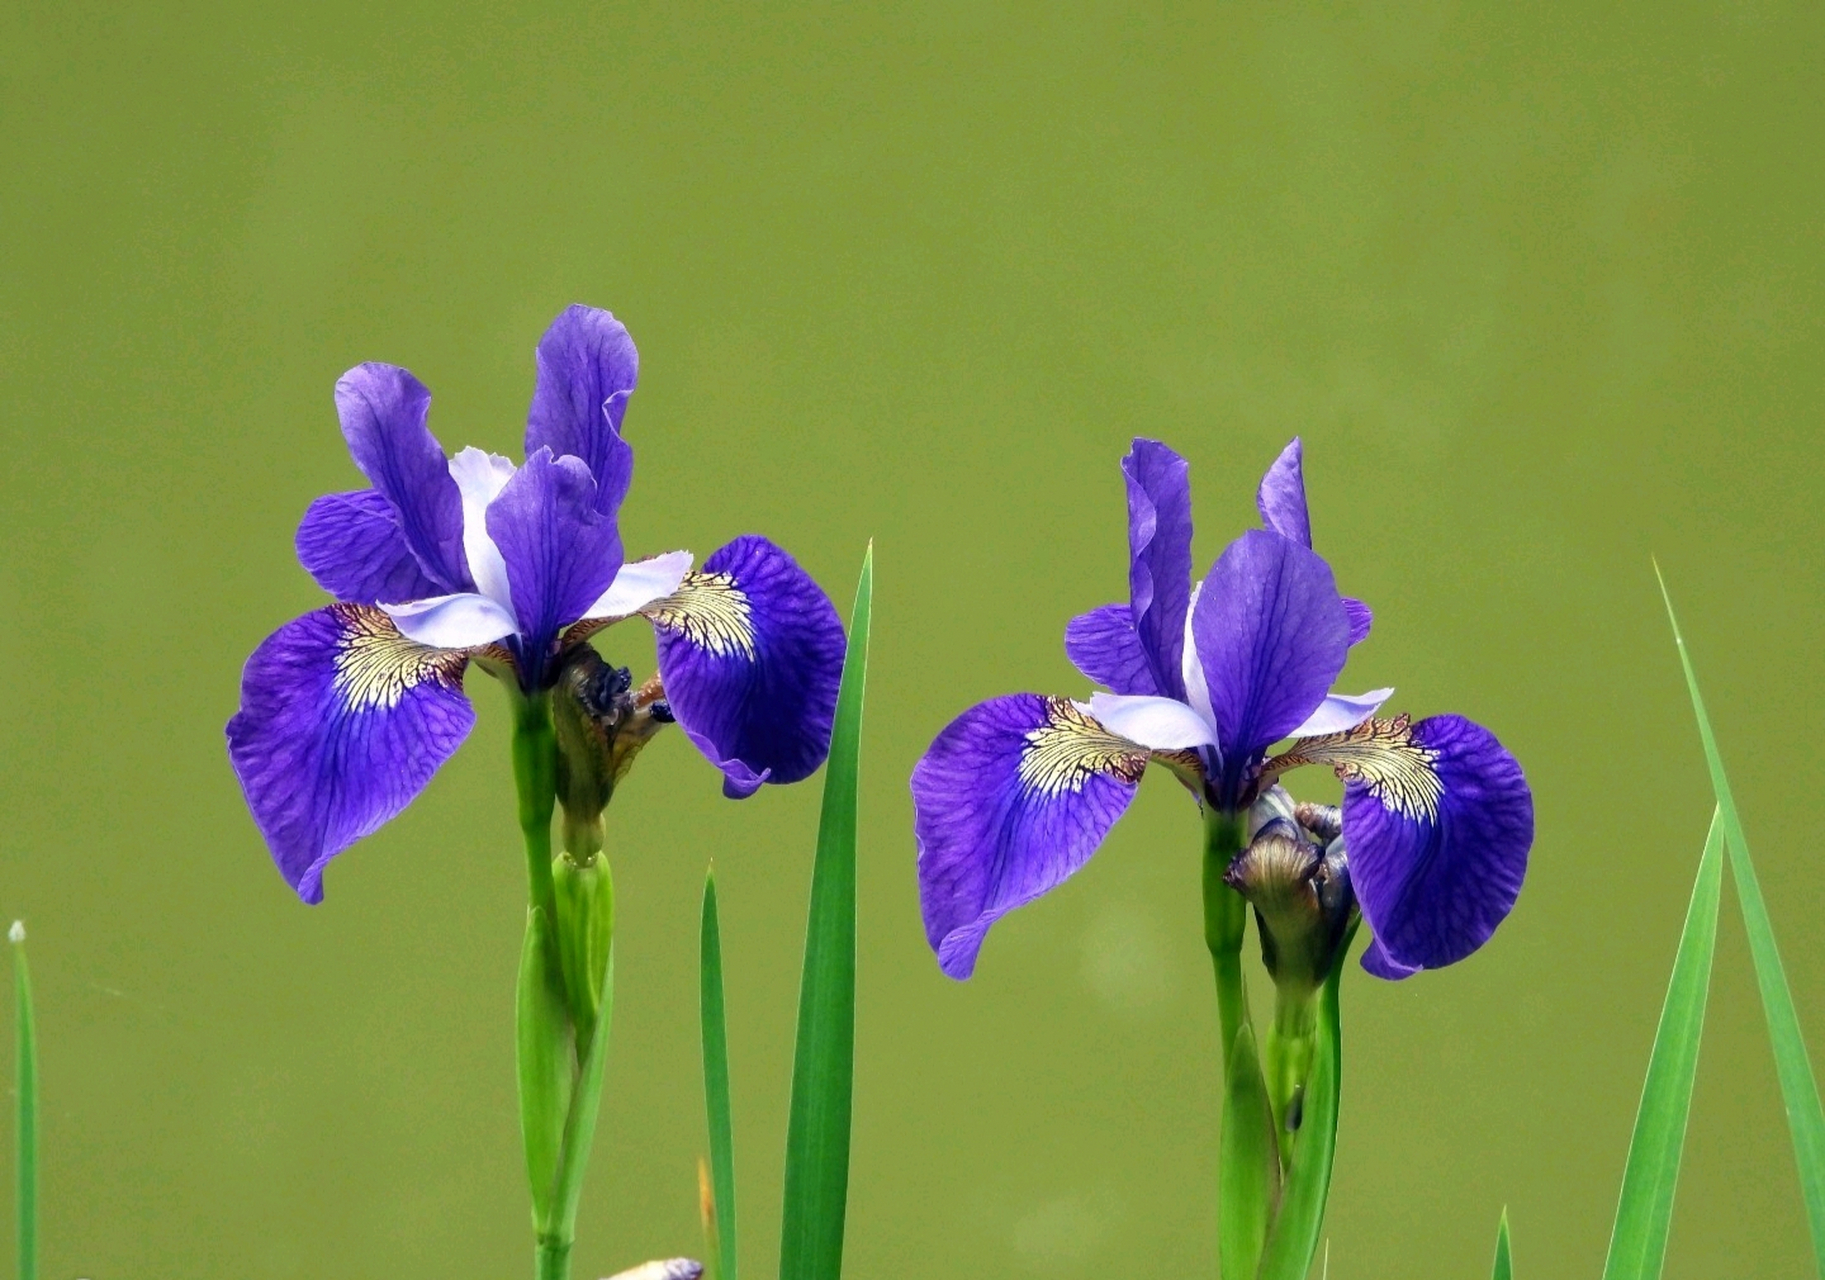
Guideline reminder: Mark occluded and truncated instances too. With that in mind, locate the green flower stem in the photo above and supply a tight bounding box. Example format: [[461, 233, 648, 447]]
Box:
[[1202, 810, 1251, 1074], [536, 1240, 571, 1280], [511, 689, 561, 938]]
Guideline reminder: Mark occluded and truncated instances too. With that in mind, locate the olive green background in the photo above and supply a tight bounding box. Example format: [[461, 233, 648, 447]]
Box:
[[3, 2, 1823, 1276]]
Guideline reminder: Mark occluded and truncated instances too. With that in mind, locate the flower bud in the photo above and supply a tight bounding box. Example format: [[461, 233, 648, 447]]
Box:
[[552, 648, 675, 857], [1227, 791, 1357, 993]]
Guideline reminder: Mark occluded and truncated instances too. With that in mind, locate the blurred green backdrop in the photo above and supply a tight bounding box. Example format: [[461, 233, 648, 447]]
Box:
[[4, 1, 1823, 1276]]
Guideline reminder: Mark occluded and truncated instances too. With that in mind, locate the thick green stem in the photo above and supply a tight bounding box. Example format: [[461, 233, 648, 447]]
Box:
[[511, 690, 561, 931], [536, 1239, 571, 1280], [1201, 810, 1250, 1073]]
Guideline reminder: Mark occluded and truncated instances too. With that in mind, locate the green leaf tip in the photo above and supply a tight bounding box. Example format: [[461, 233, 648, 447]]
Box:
[[1492, 1208, 1513, 1280], [7, 921, 22, 945]]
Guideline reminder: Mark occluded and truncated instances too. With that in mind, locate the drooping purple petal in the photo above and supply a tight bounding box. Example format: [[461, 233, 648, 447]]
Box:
[[1256, 437, 1312, 549], [295, 489, 445, 605], [524, 305, 638, 517], [1122, 439, 1194, 701], [913, 694, 1148, 979], [1286, 714, 1532, 976], [1192, 529, 1350, 781], [1343, 597, 1373, 645], [1064, 603, 1158, 696], [647, 536, 845, 797], [334, 363, 471, 591], [487, 449, 624, 668], [1361, 938, 1420, 980], [225, 604, 475, 904]]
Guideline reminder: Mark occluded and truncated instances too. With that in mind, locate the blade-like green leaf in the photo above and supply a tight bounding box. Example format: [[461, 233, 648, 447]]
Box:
[[701, 869, 738, 1280], [1258, 946, 1348, 1280], [12, 922, 36, 1280], [1217, 1022, 1278, 1280], [779, 545, 872, 1280], [1657, 569, 1825, 1272], [517, 906, 572, 1231], [1492, 1208, 1513, 1280], [1602, 809, 1724, 1280], [552, 944, 614, 1236]]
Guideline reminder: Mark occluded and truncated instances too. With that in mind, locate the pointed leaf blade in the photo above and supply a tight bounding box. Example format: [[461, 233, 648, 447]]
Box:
[[13, 922, 37, 1280], [701, 870, 739, 1280], [1258, 954, 1347, 1280], [1217, 1021, 1278, 1280], [1493, 1208, 1513, 1280], [517, 906, 571, 1231]]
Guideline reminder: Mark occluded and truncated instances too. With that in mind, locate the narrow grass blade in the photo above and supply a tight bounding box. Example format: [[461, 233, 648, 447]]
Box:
[[1216, 1022, 1277, 1280], [1492, 1208, 1513, 1280], [779, 545, 872, 1280], [1602, 810, 1724, 1280], [1657, 568, 1825, 1272], [12, 922, 36, 1280], [701, 870, 738, 1280], [1258, 947, 1348, 1280]]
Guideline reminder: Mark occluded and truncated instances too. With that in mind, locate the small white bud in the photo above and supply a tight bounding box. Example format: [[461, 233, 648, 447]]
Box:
[[7, 921, 23, 944]]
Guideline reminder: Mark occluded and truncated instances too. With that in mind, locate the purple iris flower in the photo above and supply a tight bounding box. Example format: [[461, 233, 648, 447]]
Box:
[[227, 305, 845, 904], [911, 437, 1532, 981]]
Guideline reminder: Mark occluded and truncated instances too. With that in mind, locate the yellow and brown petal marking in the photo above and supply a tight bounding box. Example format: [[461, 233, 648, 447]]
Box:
[[1017, 697, 1150, 797], [329, 603, 470, 711], [1263, 714, 1444, 821], [643, 570, 758, 659]]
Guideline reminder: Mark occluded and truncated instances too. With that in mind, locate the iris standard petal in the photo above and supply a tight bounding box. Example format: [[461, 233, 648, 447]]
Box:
[[1256, 436, 1312, 548], [1192, 528, 1350, 768], [645, 535, 845, 797], [486, 449, 624, 662], [1081, 692, 1220, 751], [1122, 439, 1195, 700], [1064, 603, 1158, 696], [295, 489, 445, 605], [334, 363, 471, 591], [382, 592, 520, 649], [583, 550, 694, 620], [524, 304, 638, 517], [912, 694, 1149, 980], [447, 447, 518, 612], [1265, 714, 1533, 975], [225, 604, 475, 904], [1287, 687, 1394, 739], [1343, 597, 1374, 645]]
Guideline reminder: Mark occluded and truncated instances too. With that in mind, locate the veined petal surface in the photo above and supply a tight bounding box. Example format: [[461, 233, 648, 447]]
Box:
[[382, 592, 520, 648], [525, 304, 637, 517], [1192, 529, 1350, 768], [1267, 714, 1532, 975], [486, 449, 623, 662], [225, 604, 474, 903], [647, 535, 844, 797], [1123, 439, 1195, 700], [1081, 692, 1219, 751], [334, 363, 470, 591], [1064, 603, 1157, 696], [1343, 597, 1374, 645], [913, 694, 1148, 979], [295, 488, 444, 605], [1256, 436, 1312, 549]]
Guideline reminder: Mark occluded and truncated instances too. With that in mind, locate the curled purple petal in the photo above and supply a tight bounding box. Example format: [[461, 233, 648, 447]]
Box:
[[1343, 596, 1373, 645], [334, 363, 470, 591], [486, 449, 624, 668], [1361, 937, 1420, 980], [913, 694, 1148, 979], [295, 489, 445, 605], [225, 605, 474, 904], [1192, 529, 1350, 774], [1333, 714, 1533, 975], [1064, 602, 1157, 695], [1123, 439, 1195, 701], [1256, 437, 1312, 549], [648, 535, 844, 794], [524, 304, 638, 517]]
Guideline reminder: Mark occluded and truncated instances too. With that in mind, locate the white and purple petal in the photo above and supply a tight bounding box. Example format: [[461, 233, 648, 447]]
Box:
[[295, 489, 445, 605], [447, 446, 518, 612], [1064, 603, 1158, 696], [645, 536, 844, 797], [1122, 439, 1195, 700], [1288, 687, 1394, 739], [225, 605, 475, 904], [583, 550, 694, 620], [487, 449, 624, 664], [382, 592, 520, 649], [334, 363, 471, 591], [1266, 714, 1533, 977], [1080, 692, 1219, 751], [913, 695, 1149, 980], [1191, 529, 1350, 777], [524, 305, 638, 517]]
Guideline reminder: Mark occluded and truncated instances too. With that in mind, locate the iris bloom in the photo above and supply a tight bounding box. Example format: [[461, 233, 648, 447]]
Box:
[[227, 305, 845, 903], [912, 438, 1532, 980]]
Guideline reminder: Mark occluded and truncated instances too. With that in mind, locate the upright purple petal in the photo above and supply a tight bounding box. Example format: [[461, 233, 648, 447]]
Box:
[[1343, 597, 1373, 645], [647, 536, 844, 797], [487, 449, 624, 666], [1122, 439, 1194, 701], [1192, 529, 1350, 778], [1064, 603, 1158, 696], [524, 305, 638, 517], [335, 364, 470, 591], [1256, 437, 1312, 548], [295, 489, 445, 605], [913, 694, 1149, 979], [225, 605, 475, 904]]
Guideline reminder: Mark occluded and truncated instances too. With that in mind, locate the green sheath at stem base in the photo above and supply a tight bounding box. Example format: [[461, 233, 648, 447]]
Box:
[[536, 1240, 571, 1280]]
